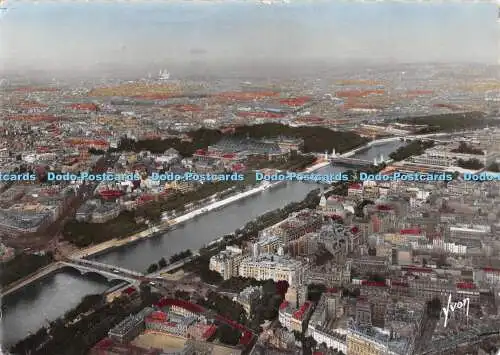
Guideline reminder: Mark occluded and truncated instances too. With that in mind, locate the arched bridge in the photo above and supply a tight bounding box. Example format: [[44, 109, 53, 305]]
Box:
[[1, 260, 145, 298], [61, 257, 144, 284]]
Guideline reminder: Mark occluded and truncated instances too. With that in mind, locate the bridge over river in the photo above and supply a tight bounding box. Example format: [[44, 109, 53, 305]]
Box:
[[1, 259, 144, 298]]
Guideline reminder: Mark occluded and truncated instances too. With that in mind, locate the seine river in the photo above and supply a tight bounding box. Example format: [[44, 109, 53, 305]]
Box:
[[2, 141, 405, 348]]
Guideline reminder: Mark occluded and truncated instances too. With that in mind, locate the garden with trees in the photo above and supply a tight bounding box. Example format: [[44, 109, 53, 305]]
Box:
[[389, 140, 434, 161], [395, 111, 496, 133], [1, 252, 54, 287], [457, 158, 484, 170], [117, 123, 369, 157]]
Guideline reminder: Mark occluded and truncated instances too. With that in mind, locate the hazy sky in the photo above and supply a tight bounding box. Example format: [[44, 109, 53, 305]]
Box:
[[0, 0, 497, 74]]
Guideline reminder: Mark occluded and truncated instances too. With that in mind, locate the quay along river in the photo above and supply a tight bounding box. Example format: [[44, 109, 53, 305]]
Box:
[[2, 141, 405, 348]]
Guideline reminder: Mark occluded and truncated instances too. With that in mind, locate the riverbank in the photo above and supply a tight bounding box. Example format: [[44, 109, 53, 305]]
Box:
[[68, 137, 405, 260], [68, 181, 281, 259]]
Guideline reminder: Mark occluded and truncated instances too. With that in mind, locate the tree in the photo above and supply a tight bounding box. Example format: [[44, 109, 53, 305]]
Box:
[[302, 336, 318, 355], [487, 162, 500, 172], [262, 279, 276, 295], [436, 254, 449, 268], [451, 142, 483, 155], [457, 158, 484, 170], [368, 273, 385, 282], [351, 288, 361, 297], [427, 297, 442, 319], [308, 283, 326, 303], [140, 283, 153, 304], [158, 257, 167, 268], [217, 323, 241, 346], [174, 290, 190, 300], [389, 140, 434, 161], [276, 280, 289, 296], [1, 253, 54, 287], [147, 263, 158, 273]]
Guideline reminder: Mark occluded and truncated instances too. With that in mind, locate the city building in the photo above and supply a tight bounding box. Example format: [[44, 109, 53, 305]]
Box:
[[209, 246, 244, 280], [264, 209, 324, 244], [347, 300, 424, 355], [307, 291, 347, 353], [278, 301, 313, 332], [108, 307, 154, 343], [234, 286, 263, 315], [0, 242, 15, 263], [238, 253, 306, 287]]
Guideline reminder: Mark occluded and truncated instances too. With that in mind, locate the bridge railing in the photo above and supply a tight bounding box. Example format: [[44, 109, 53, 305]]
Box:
[[61, 262, 139, 281], [67, 258, 143, 277]]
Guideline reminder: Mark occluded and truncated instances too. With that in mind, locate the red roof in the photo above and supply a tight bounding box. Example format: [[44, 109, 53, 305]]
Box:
[[232, 163, 245, 171], [400, 228, 422, 235], [139, 195, 154, 202], [328, 214, 344, 221], [239, 330, 253, 346], [297, 116, 325, 123], [155, 298, 205, 314], [484, 267, 500, 273], [123, 286, 136, 295], [293, 301, 312, 320], [150, 311, 168, 321], [99, 190, 124, 197], [351, 226, 359, 234], [377, 204, 392, 211], [456, 282, 476, 289], [348, 183, 363, 190], [202, 325, 217, 339], [68, 103, 98, 111], [18, 101, 49, 109], [194, 149, 206, 155], [279, 97, 310, 106], [94, 338, 114, 349], [279, 301, 289, 310], [222, 153, 236, 159]]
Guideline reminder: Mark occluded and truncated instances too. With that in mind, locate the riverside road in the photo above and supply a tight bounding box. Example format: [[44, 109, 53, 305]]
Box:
[[2, 141, 405, 347]]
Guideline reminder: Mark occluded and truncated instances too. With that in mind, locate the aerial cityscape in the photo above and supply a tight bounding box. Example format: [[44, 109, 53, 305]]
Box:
[[1, 1, 500, 355]]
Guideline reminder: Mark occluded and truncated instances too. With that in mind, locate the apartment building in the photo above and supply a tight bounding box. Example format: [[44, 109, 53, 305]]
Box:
[[307, 291, 347, 353], [108, 307, 154, 343], [238, 254, 305, 287], [347, 300, 424, 355], [266, 209, 324, 244], [208, 246, 244, 280], [234, 286, 263, 315], [278, 301, 313, 332]]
